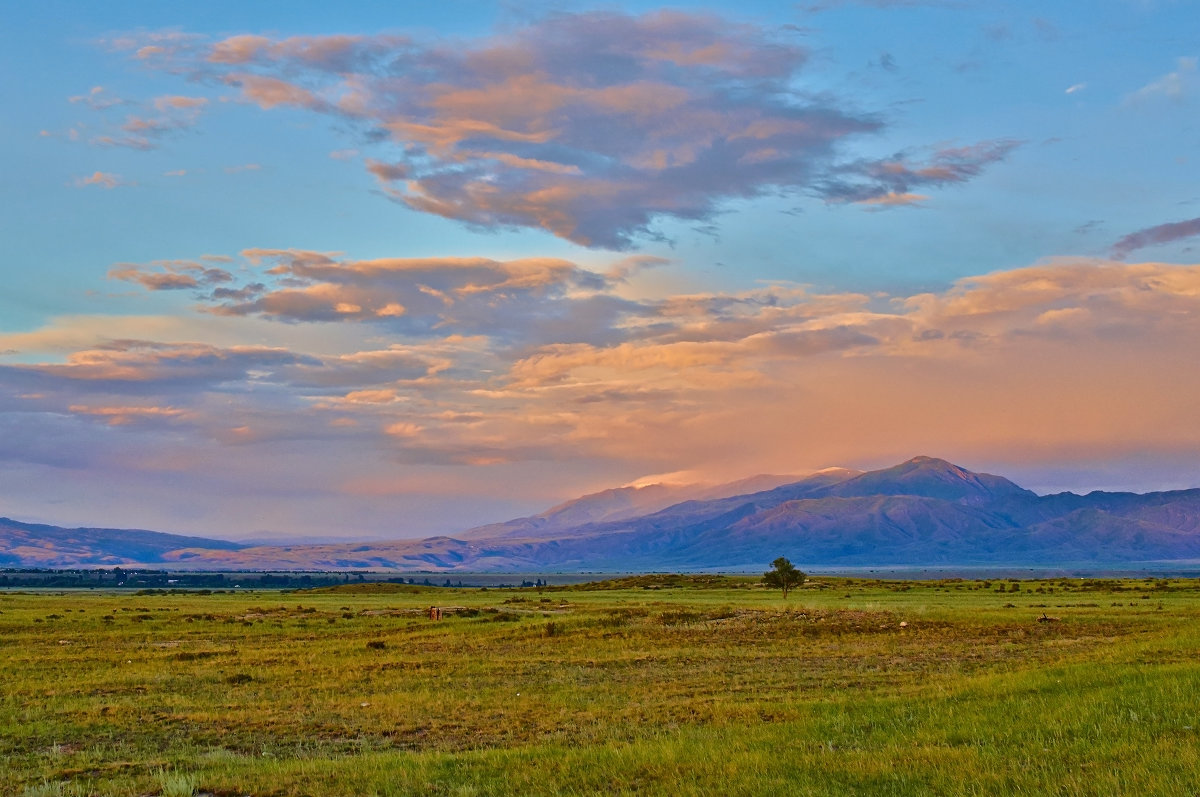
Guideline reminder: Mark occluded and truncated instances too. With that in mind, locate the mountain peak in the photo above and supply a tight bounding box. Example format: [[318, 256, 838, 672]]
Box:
[[905, 455, 959, 469], [899, 456, 979, 480], [825, 456, 1034, 504]]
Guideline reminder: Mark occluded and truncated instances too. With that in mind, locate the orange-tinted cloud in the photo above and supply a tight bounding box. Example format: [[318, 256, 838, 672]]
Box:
[[116, 250, 631, 345], [855, 191, 929, 208], [225, 73, 324, 110], [67, 404, 191, 426], [109, 260, 233, 291], [153, 95, 208, 110]]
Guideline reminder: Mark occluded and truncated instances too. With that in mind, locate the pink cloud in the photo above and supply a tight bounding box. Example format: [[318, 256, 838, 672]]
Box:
[[73, 171, 130, 189], [114, 12, 1016, 248], [153, 95, 208, 110]]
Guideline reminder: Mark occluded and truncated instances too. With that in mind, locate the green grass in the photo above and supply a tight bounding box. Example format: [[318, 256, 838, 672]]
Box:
[[2, 576, 1199, 795]]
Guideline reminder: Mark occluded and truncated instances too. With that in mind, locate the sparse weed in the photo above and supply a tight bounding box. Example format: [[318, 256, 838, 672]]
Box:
[[21, 782, 84, 797]]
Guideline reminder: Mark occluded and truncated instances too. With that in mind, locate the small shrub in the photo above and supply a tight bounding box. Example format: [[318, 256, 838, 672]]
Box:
[[599, 607, 648, 628], [172, 651, 223, 662], [659, 610, 701, 626], [488, 612, 521, 623]]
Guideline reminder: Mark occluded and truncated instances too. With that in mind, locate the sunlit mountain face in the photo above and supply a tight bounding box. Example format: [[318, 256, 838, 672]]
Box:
[[3, 2, 1200, 542]]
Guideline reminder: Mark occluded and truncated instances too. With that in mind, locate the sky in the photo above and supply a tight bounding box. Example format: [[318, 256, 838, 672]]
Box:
[[1, 0, 1199, 541]]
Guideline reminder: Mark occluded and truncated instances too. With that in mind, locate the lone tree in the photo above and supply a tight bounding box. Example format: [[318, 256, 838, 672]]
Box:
[[763, 557, 805, 598]]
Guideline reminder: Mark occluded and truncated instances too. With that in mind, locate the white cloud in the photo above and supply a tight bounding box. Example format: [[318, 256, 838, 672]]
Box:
[[1127, 56, 1197, 103]]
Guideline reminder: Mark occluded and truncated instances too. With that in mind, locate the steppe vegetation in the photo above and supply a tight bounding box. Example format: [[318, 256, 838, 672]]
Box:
[[3, 575, 1200, 795]]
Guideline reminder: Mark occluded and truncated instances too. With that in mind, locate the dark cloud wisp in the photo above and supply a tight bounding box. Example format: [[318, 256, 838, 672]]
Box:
[[1111, 216, 1200, 260]]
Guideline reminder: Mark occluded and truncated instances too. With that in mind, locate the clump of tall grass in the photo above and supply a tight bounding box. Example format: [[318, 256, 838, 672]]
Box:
[[156, 769, 200, 797]]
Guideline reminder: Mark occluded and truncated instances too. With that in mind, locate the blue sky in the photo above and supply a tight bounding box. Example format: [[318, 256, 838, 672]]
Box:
[[1, 1, 1198, 539]]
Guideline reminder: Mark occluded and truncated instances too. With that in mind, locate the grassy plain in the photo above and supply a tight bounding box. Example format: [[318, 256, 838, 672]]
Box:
[[2, 574, 1199, 796]]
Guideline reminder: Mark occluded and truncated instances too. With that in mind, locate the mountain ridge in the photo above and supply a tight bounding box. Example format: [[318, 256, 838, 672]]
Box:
[[4, 457, 1200, 570]]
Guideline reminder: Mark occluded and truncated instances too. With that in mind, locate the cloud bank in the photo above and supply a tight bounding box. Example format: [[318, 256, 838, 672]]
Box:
[[5, 254, 1200, 537]]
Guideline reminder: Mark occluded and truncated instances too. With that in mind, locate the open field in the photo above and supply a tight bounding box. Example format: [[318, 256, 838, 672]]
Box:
[[3, 575, 1200, 796]]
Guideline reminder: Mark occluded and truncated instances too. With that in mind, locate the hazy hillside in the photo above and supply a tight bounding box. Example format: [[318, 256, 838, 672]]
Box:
[[0, 517, 243, 568], [458, 473, 801, 541]]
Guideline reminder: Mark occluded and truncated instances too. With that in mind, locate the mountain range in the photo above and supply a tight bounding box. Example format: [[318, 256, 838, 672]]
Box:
[[5, 456, 1200, 570]]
